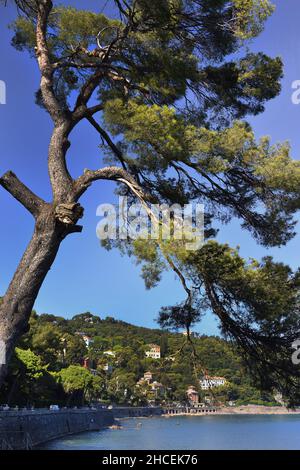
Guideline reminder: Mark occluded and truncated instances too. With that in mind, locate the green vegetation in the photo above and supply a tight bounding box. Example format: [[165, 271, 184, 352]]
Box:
[[0, 311, 278, 408], [0, 0, 300, 407]]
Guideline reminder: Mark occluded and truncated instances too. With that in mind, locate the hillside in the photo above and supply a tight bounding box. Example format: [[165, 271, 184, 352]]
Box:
[[0, 310, 278, 408]]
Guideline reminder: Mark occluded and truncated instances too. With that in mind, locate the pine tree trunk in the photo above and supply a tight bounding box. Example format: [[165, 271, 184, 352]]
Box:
[[0, 206, 67, 387]]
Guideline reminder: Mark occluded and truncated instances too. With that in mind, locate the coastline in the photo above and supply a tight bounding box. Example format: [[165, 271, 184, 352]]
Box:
[[0, 406, 162, 449], [163, 405, 300, 416], [2, 404, 300, 449]]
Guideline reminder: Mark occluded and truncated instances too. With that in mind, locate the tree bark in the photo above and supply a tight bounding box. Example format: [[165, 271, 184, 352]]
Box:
[[0, 205, 70, 385], [0, 0, 138, 389]]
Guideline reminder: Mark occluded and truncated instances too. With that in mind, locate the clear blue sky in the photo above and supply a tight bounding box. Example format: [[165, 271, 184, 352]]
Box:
[[0, 1, 300, 334]]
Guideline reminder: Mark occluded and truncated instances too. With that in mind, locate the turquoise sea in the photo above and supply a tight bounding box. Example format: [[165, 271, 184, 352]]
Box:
[[40, 415, 300, 450]]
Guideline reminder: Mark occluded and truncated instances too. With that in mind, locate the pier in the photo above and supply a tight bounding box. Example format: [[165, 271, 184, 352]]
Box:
[[163, 406, 218, 415]]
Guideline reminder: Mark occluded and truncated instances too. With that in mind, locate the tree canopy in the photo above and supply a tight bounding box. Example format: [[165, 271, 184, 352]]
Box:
[[7, 0, 297, 244], [0, 0, 300, 403]]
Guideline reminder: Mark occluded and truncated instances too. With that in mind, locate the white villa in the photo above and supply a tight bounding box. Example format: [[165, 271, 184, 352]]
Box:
[[75, 332, 94, 348], [145, 344, 161, 359], [199, 376, 226, 390], [103, 350, 116, 357]]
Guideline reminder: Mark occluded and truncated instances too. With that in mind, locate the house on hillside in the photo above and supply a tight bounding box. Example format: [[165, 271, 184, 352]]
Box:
[[103, 350, 116, 358], [136, 372, 165, 399], [145, 344, 161, 359], [182, 331, 196, 337], [166, 355, 175, 362], [136, 372, 150, 386], [186, 386, 199, 405], [137, 371, 153, 386], [199, 376, 226, 390], [75, 331, 94, 347]]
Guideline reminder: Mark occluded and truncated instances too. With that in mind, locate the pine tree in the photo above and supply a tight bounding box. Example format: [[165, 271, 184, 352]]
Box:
[[0, 1, 300, 393]]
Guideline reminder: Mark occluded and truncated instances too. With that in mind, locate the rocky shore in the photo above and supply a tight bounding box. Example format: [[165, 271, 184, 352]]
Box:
[[220, 405, 300, 415], [164, 405, 300, 416]]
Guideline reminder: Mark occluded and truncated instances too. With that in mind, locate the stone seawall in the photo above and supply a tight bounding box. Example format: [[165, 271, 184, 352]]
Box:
[[0, 406, 162, 449], [0, 408, 114, 449]]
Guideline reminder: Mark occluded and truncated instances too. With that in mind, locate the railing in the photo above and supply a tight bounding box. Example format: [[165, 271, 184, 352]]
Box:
[[0, 407, 105, 417]]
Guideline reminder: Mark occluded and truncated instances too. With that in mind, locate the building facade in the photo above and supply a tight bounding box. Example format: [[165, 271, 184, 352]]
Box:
[[186, 386, 199, 404], [199, 376, 226, 390], [145, 344, 161, 359]]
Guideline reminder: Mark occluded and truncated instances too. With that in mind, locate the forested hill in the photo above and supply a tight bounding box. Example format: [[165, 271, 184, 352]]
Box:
[[0, 309, 279, 408], [29, 311, 232, 375], [62, 312, 168, 344]]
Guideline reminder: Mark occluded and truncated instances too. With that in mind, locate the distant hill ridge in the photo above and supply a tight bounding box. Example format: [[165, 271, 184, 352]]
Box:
[[36, 311, 216, 344]]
